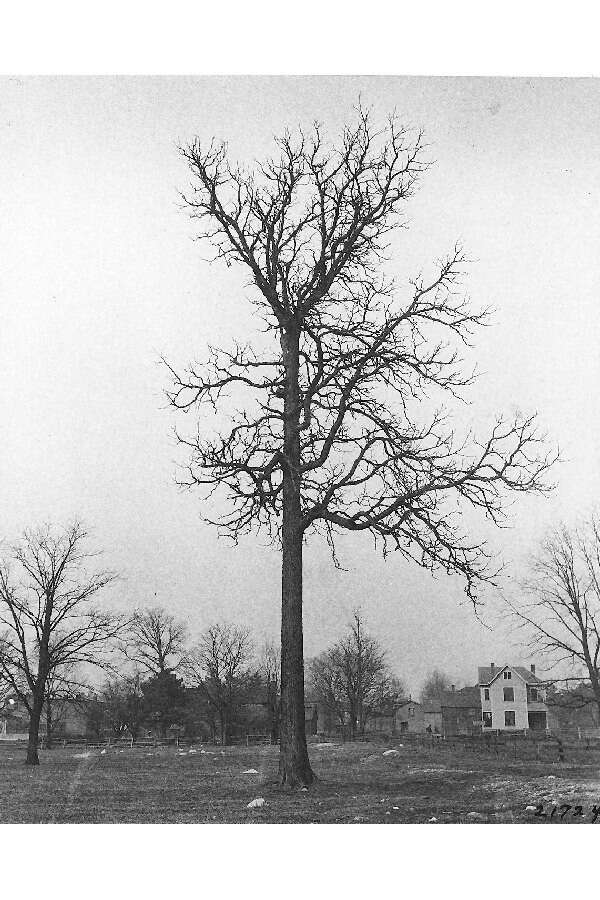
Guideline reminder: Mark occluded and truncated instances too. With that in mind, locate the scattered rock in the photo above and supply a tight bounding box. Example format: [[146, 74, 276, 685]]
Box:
[[188, 749, 197, 754], [100, 749, 107, 755], [242, 769, 259, 774], [428, 816, 437, 823], [547, 775, 556, 780], [525, 805, 537, 812], [301, 787, 308, 792], [73, 752, 91, 759], [392, 806, 400, 810], [247, 797, 265, 809], [467, 811, 484, 820], [382, 749, 399, 757]]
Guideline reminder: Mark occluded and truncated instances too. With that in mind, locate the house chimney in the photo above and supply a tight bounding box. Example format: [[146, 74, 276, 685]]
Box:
[[530, 664, 536, 675], [490, 662, 495, 672], [451, 684, 455, 692]]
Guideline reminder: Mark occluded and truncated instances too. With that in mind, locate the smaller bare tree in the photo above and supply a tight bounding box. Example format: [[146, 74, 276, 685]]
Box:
[[124, 605, 188, 676], [42, 664, 89, 749], [102, 673, 146, 743], [187, 623, 253, 745], [258, 641, 281, 743], [0, 522, 123, 764], [420, 669, 452, 705], [308, 652, 347, 730], [505, 515, 600, 720], [309, 612, 390, 739]]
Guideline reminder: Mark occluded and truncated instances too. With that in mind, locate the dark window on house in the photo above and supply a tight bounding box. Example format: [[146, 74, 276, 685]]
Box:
[[503, 671, 512, 680], [503, 687, 514, 702], [409, 706, 415, 717], [505, 711, 515, 727], [530, 688, 538, 701], [482, 711, 492, 728], [484, 688, 490, 701]]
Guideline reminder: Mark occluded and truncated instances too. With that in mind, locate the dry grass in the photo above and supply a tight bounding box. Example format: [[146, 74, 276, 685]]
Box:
[[1, 738, 599, 823]]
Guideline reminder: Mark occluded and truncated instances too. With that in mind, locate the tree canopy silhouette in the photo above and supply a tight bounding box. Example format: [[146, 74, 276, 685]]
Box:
[[165, 107, 555, 785]]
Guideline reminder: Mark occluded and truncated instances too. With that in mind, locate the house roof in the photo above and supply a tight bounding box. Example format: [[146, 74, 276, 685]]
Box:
[[439, 687, 481, 709], [478, 665, 546, 687]]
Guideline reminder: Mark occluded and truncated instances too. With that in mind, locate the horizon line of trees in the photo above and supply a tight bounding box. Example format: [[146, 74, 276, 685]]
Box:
[[1, 521, 428, 758]]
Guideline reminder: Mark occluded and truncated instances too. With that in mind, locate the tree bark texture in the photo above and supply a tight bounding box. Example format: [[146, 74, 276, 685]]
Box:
[[26, 692, 44, 765]]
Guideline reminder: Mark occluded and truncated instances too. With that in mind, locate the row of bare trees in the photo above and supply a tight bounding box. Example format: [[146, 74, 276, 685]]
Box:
[[0, 522, 281, 763]]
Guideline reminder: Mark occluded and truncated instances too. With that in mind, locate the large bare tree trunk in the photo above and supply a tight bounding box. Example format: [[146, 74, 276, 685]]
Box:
[[26, 693, 44, 765], [279, 327, 314, 787]]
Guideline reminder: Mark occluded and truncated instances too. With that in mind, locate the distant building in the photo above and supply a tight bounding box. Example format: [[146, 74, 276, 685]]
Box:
[[0, 696, 29, 739], [0, 694, 91, 741], [478, 663, 549, 732], [439, 686, 481, 736], [393, 699, 424, 733], [422, 702, 443, 734]]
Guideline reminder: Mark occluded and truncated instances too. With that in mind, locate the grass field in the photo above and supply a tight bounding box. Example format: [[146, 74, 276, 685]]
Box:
[[1, 738, 599, 823]]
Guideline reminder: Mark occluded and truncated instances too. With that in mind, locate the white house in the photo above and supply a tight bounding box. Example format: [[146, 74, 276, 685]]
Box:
[[478, 663, 549, 732]]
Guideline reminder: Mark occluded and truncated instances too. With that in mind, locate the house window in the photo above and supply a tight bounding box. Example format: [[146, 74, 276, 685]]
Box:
[[530, 688, 538, 701], [505, 711, 515, 727], [484, 689, 490, 701], [482, 712, 492, 728], [503, 671, 512, 680], [503, 687, 514, 702], [408, 706, 415, 717]]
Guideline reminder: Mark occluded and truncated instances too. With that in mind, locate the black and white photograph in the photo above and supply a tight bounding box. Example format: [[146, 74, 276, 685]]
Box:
[[1, 13, 599, 880]]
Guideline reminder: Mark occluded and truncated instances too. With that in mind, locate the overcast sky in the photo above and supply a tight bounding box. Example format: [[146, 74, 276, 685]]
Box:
[[1, 76, 599, 694]]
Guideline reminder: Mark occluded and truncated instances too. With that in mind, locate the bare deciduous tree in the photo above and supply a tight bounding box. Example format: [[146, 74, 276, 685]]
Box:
[[420, 668, 452, 705], [0, 522, 122, 764], [258, 640, 281, 743], [124, 605, 188, 676], [42, 664, 89, 749], [505, 516, 600, 719], [102, 672, 146, 743], [165, 108, 555, 785], [309, 612, 394, 739], [187, 623, 254, 745]]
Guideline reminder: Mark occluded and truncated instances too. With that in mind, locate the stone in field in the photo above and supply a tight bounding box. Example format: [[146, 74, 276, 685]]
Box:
[[247, 797, 265, 808]]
